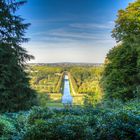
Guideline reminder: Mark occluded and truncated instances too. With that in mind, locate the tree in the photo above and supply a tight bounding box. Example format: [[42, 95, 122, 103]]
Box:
[[0, 0, 38, 112], [112, 0, 140, 43], [101, 0, 140, 101]]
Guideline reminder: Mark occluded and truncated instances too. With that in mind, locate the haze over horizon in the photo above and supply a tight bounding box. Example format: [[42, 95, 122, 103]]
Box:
[[19, 0, 135, 63]]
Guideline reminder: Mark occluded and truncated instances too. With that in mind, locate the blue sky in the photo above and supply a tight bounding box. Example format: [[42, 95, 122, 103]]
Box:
[[19, 0, 135, 63]]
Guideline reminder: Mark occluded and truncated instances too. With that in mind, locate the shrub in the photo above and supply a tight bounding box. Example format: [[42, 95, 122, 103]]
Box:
[[24, 101, 140, 140], [0, 115, 16, 140], [24, 115, 91, 140], [27, 107, 55, 125], [1, 100, 140, 140]]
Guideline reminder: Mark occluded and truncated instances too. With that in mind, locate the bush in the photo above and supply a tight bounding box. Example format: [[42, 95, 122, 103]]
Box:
[[23, 101, 140, 140], [1, 100, 140, 140], [0, 115, 16, 140], [92, 100, 140, 140], [27, 106, 55, 125], [24, 115, 91, 140], [37, 93, 49, 107]]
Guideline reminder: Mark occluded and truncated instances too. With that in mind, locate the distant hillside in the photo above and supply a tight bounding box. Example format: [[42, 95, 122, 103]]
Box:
[[28, 62, 103, 67]]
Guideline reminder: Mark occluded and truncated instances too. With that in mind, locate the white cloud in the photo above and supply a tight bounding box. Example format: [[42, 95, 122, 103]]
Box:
[[29, 22, 114, 43], [70, 22, 114, 30]]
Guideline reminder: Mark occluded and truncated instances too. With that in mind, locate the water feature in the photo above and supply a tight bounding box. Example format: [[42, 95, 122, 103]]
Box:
[[62, 75, 73, 105]]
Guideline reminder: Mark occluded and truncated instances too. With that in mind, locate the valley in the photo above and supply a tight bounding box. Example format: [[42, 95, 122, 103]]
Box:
[[28, 64, 103, 107]]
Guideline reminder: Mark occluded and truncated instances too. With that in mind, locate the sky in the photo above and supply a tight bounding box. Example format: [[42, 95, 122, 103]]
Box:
[[19, 0, 135, 63]]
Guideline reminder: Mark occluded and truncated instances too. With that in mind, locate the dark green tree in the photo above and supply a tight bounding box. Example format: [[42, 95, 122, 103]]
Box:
[[0, 0, 38, 112], [101, 0, 140, 101]]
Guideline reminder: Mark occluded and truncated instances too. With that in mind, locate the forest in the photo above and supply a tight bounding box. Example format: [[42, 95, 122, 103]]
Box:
[[0, 0, 140, 140]]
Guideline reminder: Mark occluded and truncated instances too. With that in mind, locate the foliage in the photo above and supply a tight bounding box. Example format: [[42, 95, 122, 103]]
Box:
[[0, 0, 38, 112], [84, 91, 102, 107], [37, 93, 49, 106], [0, 100, 140, 140], [23, 100, 140, 140], [101, 0, 140, 101], [101, 44, 139, 100], [70, 67, 103, 94], [24, 116, 90, 140], [27, 106, 55, 125], [68, 66, 103, 105], [0, 115, 16, 140], [29, 65, 103, 106], [112, 0, 140, 43], [29, 66, 63, 93]]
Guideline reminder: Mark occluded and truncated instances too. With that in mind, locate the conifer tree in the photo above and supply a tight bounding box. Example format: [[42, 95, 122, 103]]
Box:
[[0, 0, 38, 112]]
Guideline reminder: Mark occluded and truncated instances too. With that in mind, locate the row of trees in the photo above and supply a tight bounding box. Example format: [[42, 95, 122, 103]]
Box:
[[69, 67, 103, 93], [29, 66, 63, 93]]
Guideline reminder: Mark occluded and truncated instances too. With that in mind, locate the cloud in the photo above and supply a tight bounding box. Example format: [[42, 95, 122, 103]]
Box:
[[70, 21, 114, 30], [29, 22, 115, 44], [30, 31, 114, 44], [29, 15, 85, 27], [25, 20, 116, 63]]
